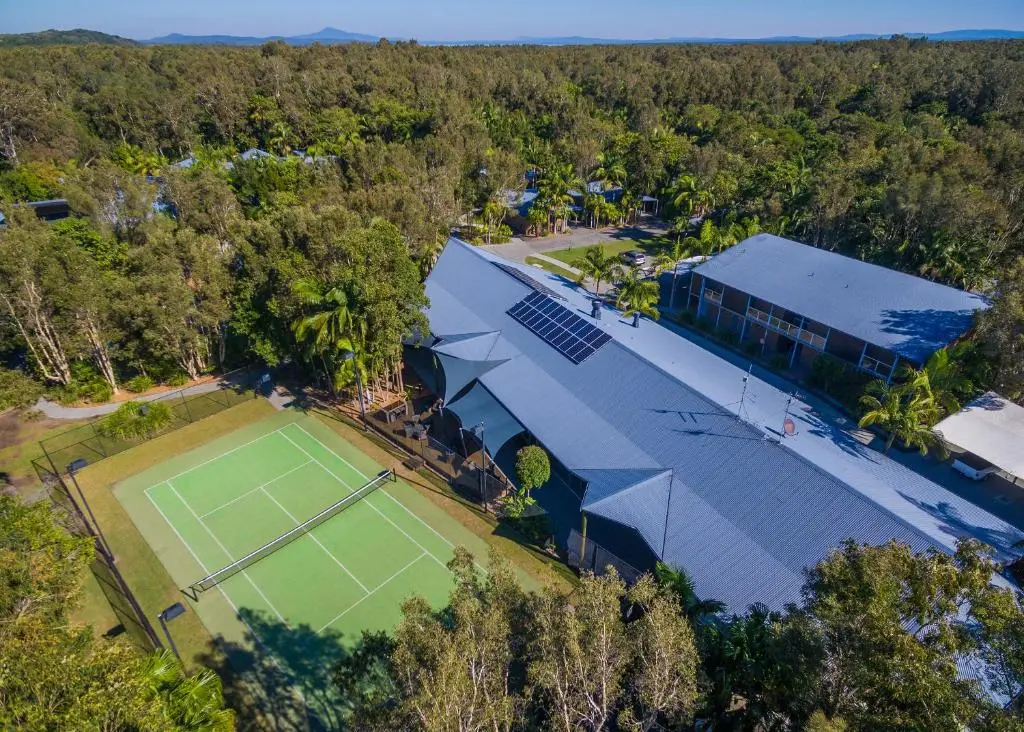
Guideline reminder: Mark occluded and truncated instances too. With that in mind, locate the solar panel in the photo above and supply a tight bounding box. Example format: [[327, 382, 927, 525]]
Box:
[[507, 291, 612, 364], [492, 262, 567, 300]]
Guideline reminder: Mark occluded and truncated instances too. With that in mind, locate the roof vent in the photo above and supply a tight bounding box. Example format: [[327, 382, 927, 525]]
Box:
[[591, 299, 601, 320]]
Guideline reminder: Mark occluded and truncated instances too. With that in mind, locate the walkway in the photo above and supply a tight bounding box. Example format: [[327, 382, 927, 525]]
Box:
[[34, 370, 253, 419], [480, 215, 671, 265]]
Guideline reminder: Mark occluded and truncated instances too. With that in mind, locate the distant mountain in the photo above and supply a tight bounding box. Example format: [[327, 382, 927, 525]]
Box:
[[145, 27, 378, 46], [0, 29, 138, 47], [5, 26, 1022, 49], [496, 29, 1024, 46]]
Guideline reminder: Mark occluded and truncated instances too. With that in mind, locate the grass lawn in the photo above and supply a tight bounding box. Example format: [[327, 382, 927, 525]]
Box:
[[546, 233, 675, 267], [0, 411, 90, 494], [524, 256, 578, 280]]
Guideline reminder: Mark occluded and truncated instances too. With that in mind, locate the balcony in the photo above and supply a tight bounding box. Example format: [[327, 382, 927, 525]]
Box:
[[859, 355, 895, 380], [703, 289, 723, 305], [746, 307, 826, 350]]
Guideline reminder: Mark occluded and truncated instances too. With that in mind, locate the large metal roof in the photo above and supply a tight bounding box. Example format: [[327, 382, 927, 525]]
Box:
[[693, 234, 989, 363], [422, 239, 1022, 611]]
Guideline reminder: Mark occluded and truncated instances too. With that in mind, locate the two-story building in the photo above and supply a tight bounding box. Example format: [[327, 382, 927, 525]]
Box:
[[688, 233, 989, 381]]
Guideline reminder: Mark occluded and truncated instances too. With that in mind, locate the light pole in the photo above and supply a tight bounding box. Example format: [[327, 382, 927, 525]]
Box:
[[342, 351, 367, 428], [67, 459, 115, 562], [157, 602, 187, 662]]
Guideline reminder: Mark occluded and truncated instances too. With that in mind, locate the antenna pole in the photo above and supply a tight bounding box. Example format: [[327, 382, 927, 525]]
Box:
[[737, 363, 753, 422]]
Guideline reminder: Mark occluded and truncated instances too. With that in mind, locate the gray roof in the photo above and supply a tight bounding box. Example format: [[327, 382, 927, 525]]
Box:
[[423, 239, 1023, 611], [693, 234, 989, 363]]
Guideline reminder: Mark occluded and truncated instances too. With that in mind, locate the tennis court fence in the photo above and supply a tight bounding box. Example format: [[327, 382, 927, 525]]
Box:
[[566, 529, 643, 584], [35, 372, 256, 480], [183, 469, 397, 600]]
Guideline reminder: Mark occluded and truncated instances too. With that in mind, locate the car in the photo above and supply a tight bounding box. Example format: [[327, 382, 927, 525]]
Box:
[[621, 250, 646, 266]]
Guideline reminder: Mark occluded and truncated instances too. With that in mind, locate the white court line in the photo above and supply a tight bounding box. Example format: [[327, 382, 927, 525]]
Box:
[[288, 423, 486, 573], [144, 426, 287, 494], [167, 479, 289, 625], [199, 460, 313, 519], [256, 483, 370, 594], [317, 552, 427, 633], [145, 483, 310, 719], [277, 429, 450, 572]]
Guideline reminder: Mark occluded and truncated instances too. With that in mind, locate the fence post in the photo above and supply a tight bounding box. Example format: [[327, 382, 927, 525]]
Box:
[[90, 420, 108, 458], [179, 390, 194, 423]]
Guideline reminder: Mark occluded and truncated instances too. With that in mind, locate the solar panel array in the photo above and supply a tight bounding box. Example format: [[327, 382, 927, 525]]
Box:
[[507, 291, 612, 364], [492, 262, 567, 300]]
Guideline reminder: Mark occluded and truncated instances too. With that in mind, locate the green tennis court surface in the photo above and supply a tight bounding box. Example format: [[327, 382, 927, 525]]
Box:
[[115, 410, 493, 720]]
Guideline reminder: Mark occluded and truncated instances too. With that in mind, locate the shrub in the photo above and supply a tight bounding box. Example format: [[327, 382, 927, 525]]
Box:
[[97, 401, 174, 440], [125, 375, 155, 393], [166, 372, 189, 387], [0, 367, 44, 412], [768, 355, 789, 371]]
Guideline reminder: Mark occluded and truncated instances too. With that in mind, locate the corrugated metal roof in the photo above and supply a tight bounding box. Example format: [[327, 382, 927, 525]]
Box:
[[424, 238, 1023, 611], [693, 233, 989, 363]]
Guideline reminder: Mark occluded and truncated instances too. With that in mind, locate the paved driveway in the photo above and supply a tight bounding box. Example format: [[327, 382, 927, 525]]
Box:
[[481, 215, 672, 264]]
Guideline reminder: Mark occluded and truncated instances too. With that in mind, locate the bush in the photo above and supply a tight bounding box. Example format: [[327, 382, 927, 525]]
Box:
[[124, 375, 155, 393], [768, 355, 789, 371], [97, 401, 174, 440], [0, 368, 44, 411], [166, 372, 189, 387], [51, 362, 113, 405]]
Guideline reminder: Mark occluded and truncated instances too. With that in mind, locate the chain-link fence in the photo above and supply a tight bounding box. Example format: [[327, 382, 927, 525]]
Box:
[[566, 528, 644, 584], [29, 374, 258, 653], [37, 379, 254, 476]]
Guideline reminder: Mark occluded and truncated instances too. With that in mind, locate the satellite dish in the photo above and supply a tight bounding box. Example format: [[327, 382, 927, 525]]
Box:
[[783, 418, 797, 437]]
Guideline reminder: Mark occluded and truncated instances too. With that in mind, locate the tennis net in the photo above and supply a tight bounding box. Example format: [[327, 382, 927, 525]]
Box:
[[186, 468, 396, 596]]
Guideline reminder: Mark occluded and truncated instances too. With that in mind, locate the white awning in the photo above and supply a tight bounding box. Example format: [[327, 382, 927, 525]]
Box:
[[935, 393, 1024, 479]]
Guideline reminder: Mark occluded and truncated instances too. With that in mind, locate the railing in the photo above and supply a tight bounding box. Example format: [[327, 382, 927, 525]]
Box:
[[859, 355, 895, 379], [746, 306, 826, 350], [703, 289, 723, 304]]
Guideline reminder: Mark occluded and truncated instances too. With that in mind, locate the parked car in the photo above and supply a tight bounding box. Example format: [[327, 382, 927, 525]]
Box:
[[621, 250, 646, 266]]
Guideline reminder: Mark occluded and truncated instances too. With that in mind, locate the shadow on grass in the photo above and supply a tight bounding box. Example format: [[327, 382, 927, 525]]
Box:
[[89, 555, 157, 651], [199, 607, 392, 732]]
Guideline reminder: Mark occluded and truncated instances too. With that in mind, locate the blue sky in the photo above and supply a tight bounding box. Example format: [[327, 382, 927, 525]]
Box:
[[1, 0, 1023, 41]]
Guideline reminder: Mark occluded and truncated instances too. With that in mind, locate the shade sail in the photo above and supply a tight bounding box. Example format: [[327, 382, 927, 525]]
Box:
[[435, 351, 507, 404], [446, 381, 525, 454]]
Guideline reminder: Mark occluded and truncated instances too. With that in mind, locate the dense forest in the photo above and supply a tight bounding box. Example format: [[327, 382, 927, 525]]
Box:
[[3, 37, 1024, 730], [1, 38, 1023, 402]]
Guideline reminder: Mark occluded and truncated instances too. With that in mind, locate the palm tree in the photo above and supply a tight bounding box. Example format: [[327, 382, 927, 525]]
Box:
[[292, 278, 353, 353], [417, 234, 446, 280], [594, 151, 627, 189], [145, 650, 235, 730], [583, 192, 605, 228], [656, 239, 690, 310], [615, 267, 661, 327], [654, 561, 726, 622], [538, 162, 582, 233], [858, 380, 943, 455], [481, 196, 511, 244], [527, 204, 548, 237], [292, 277, 363, 395], [684, 219, 733, 259], [671, 174, 715, 218], [575, 246, 620, 295], [902, 346, 974, 417]]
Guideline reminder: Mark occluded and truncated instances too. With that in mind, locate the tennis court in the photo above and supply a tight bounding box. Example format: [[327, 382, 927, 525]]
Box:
[[115, 411, 483, 658]]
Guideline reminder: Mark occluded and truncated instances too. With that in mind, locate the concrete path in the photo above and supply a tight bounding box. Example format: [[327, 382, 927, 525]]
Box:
[[529, 252, 582, 277], [34, 371, 253, 419]]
